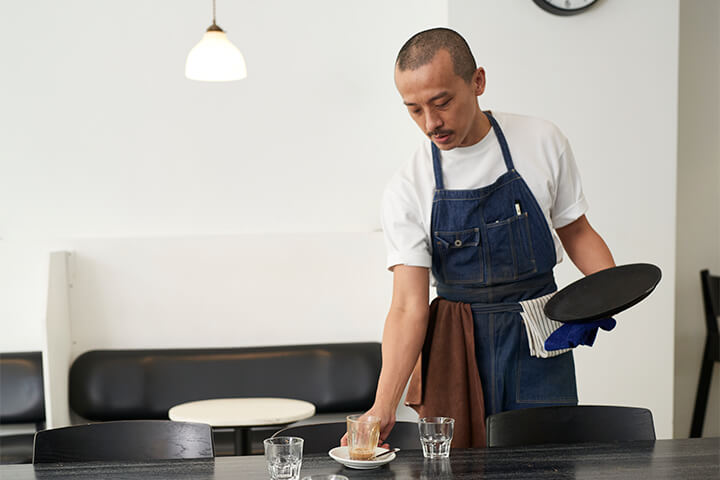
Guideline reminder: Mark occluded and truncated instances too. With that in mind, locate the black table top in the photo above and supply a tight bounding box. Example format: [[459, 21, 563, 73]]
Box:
[[2, 438, 718, 479]]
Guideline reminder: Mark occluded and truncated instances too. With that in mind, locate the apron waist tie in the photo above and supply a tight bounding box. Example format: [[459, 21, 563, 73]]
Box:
[[437, 272, 556, 304], [436, 273, 571, 359], [469, 302, 522, 314], [467, 294, 570, 359]]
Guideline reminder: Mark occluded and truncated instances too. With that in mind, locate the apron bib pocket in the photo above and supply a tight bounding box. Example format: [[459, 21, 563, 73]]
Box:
[[434, 228, 484, 284], [486, 213, 537, 283]]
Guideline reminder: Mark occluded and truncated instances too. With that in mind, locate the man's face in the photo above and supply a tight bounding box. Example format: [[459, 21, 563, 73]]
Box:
[[395, 49, 485, 150]]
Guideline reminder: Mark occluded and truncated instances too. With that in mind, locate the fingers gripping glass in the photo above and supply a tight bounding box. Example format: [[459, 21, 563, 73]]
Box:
[[346, 414, 381, 460]]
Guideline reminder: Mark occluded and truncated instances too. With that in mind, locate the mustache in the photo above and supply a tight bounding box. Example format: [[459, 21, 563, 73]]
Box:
[[427, 129, 453, 138]]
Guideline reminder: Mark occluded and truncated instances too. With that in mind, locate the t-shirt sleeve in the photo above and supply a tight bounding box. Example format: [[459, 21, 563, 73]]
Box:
[[380, 177, 432, 271], [551, 138, 589, 229]]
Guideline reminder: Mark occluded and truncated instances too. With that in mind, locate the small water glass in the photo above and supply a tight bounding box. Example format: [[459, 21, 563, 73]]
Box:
[[264, 436, 304, 480], [346, 414, 381, 460], [418, 417, 454, 459]]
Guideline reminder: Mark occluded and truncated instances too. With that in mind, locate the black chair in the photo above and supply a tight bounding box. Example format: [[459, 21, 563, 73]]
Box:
[[0, 352, 45, 464], [691, 269, 720, 438], [486, 405, 656, 447], [273, 421, 421, 454], [32, 420, 214, 463]]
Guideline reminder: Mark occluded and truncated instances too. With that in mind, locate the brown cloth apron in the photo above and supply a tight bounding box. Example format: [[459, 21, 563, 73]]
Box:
[[405, 297, 487, 448]]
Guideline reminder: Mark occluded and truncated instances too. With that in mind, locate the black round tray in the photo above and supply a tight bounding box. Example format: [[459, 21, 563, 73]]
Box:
[[544, 263, 662, 323]]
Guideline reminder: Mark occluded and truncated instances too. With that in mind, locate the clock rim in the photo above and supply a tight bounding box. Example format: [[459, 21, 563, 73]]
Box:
[[532, 0, 599, 16]]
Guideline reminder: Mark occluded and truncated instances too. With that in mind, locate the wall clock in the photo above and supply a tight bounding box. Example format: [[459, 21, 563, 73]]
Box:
[[532, 0, 599, 16]]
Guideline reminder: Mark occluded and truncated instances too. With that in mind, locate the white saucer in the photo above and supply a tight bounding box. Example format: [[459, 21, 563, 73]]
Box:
[[328, 446, 396, 470]]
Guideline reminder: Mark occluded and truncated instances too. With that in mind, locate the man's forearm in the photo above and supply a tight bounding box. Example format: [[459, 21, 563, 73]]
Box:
[[557, 215, 615, 275], [374, 305, 429, 411]]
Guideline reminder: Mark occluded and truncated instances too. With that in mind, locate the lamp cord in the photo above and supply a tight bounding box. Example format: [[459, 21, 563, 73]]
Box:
[[212, 0, 216, 25]]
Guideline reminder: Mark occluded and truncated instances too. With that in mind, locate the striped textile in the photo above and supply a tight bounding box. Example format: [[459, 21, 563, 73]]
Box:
[[518, 293, 572, 358]]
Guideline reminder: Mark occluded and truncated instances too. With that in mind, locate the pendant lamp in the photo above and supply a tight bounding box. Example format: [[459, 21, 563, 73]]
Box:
[[185, 0, 247, 82]]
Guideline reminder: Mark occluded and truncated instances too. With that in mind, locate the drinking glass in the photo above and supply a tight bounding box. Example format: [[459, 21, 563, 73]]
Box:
[[346, 414, 381, 460], [264, 436, 304, 480], [418, 417, 454, 459]]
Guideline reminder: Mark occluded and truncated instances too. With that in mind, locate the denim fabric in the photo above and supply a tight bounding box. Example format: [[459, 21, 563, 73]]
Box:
[[430, 112, 577, 416], [430, 114, 556, 287]]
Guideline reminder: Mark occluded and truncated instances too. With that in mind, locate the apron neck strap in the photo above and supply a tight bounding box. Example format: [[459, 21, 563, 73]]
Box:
[[485, 111, 515, 172], [431, 142, 444, 190]]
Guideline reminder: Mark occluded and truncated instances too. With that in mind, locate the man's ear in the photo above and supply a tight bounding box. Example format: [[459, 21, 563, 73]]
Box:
[[473, 67, 486, 96]]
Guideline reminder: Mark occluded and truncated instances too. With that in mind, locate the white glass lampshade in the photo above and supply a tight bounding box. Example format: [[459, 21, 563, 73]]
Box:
[[185, 29, 247, 82]]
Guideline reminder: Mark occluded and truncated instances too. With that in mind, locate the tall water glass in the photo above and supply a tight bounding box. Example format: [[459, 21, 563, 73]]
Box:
[[418, 417, 454, 459], [264, 436, 304, 480]]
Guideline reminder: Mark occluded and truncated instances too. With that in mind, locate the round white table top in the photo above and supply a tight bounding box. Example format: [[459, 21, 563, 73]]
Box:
[[168, 398, 316, 427]]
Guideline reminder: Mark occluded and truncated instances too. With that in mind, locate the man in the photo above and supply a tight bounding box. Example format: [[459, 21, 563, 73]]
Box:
[[358, 27, 615, 448]]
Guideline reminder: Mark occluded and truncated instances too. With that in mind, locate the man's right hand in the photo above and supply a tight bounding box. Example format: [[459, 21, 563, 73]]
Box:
[[339, 404, 395, 449]]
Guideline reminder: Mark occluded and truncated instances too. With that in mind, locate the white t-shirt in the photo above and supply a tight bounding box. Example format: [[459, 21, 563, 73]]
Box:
[[381, 111, 588, 276]]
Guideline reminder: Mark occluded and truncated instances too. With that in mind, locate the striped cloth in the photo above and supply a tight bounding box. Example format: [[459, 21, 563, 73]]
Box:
[[518, 293, 572, 358]]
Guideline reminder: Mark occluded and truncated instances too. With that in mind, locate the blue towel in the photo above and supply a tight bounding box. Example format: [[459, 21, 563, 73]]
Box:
[[544, 318, 617, 351]]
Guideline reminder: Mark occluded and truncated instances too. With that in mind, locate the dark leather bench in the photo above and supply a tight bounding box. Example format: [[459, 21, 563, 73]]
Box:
[[68, 343, 382, 454], [0, 352, 45, 464]]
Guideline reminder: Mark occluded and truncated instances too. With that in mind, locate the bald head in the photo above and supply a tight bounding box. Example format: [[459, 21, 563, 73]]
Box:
[[395, 28, 477, 83]]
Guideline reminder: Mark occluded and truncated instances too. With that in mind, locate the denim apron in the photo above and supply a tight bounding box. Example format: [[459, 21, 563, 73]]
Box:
[[430, 112, 578, 416]]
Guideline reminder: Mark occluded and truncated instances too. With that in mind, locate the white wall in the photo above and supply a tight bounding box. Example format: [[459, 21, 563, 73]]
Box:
[[64, 234, 391, 354], [449, 0, 679, 438], [0, 0, 446, 352], [674, 0, 720, 438]]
